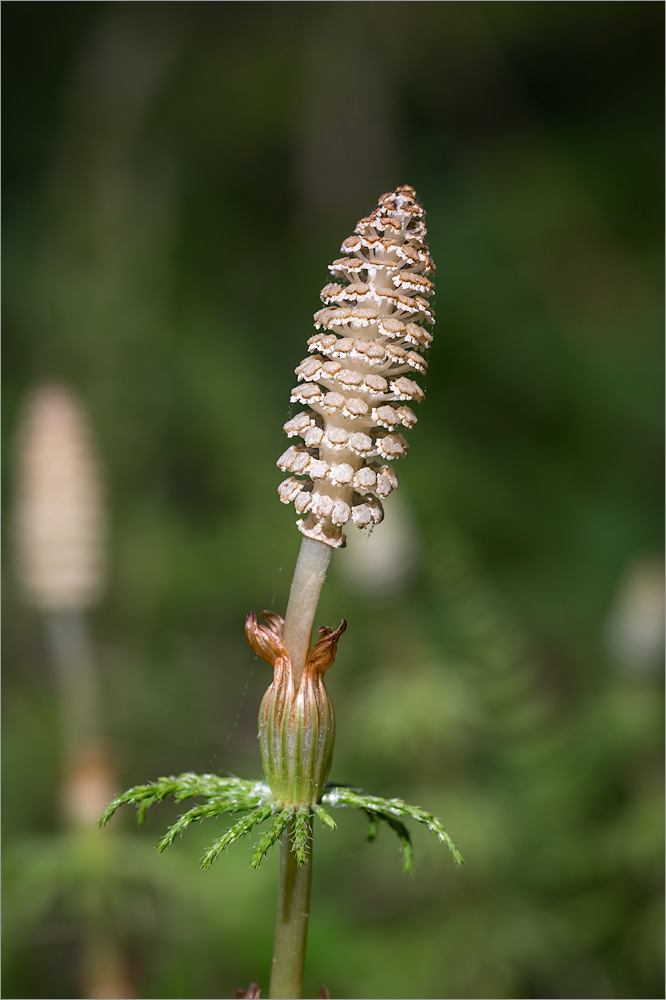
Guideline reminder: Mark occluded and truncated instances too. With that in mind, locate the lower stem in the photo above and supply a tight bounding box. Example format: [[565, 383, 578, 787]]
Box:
[[269, 817, 314, 999], [269, 535, 332, 998]]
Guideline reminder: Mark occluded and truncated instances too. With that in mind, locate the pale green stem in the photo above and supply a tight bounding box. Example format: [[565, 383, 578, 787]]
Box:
[[282, 535, 333, 689], [269, 535, 332, 999]]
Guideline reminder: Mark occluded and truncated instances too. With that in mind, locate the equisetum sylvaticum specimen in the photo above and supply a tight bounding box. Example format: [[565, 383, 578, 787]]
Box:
[[100, 186, 463, 999], [14, 384, 133, 1000]]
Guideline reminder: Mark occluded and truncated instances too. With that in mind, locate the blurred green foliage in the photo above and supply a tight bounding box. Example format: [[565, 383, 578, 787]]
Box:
[[3, 3, 663, 999]]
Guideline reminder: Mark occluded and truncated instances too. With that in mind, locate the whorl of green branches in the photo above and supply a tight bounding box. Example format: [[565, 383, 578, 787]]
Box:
[[100, 773, 463, 871]]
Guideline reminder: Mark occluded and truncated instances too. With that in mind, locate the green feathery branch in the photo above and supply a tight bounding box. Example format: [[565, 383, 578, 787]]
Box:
[[99, 773, 462, 872]]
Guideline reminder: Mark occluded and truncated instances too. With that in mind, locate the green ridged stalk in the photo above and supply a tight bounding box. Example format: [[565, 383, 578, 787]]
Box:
[[270, 813, 315, 1000]]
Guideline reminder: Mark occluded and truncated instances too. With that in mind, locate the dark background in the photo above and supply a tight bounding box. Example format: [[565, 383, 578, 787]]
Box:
[[3, 3, 664, 999]]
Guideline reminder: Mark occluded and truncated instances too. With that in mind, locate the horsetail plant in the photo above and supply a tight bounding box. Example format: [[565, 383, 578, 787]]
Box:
[[101, 186, 463, 999], [13, 384, 133, 999]]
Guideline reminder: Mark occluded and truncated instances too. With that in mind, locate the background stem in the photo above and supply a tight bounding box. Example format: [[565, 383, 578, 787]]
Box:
[[44, 611, 133, 999], [45, 610, 102, 763], [269, 536, 332, 998]]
